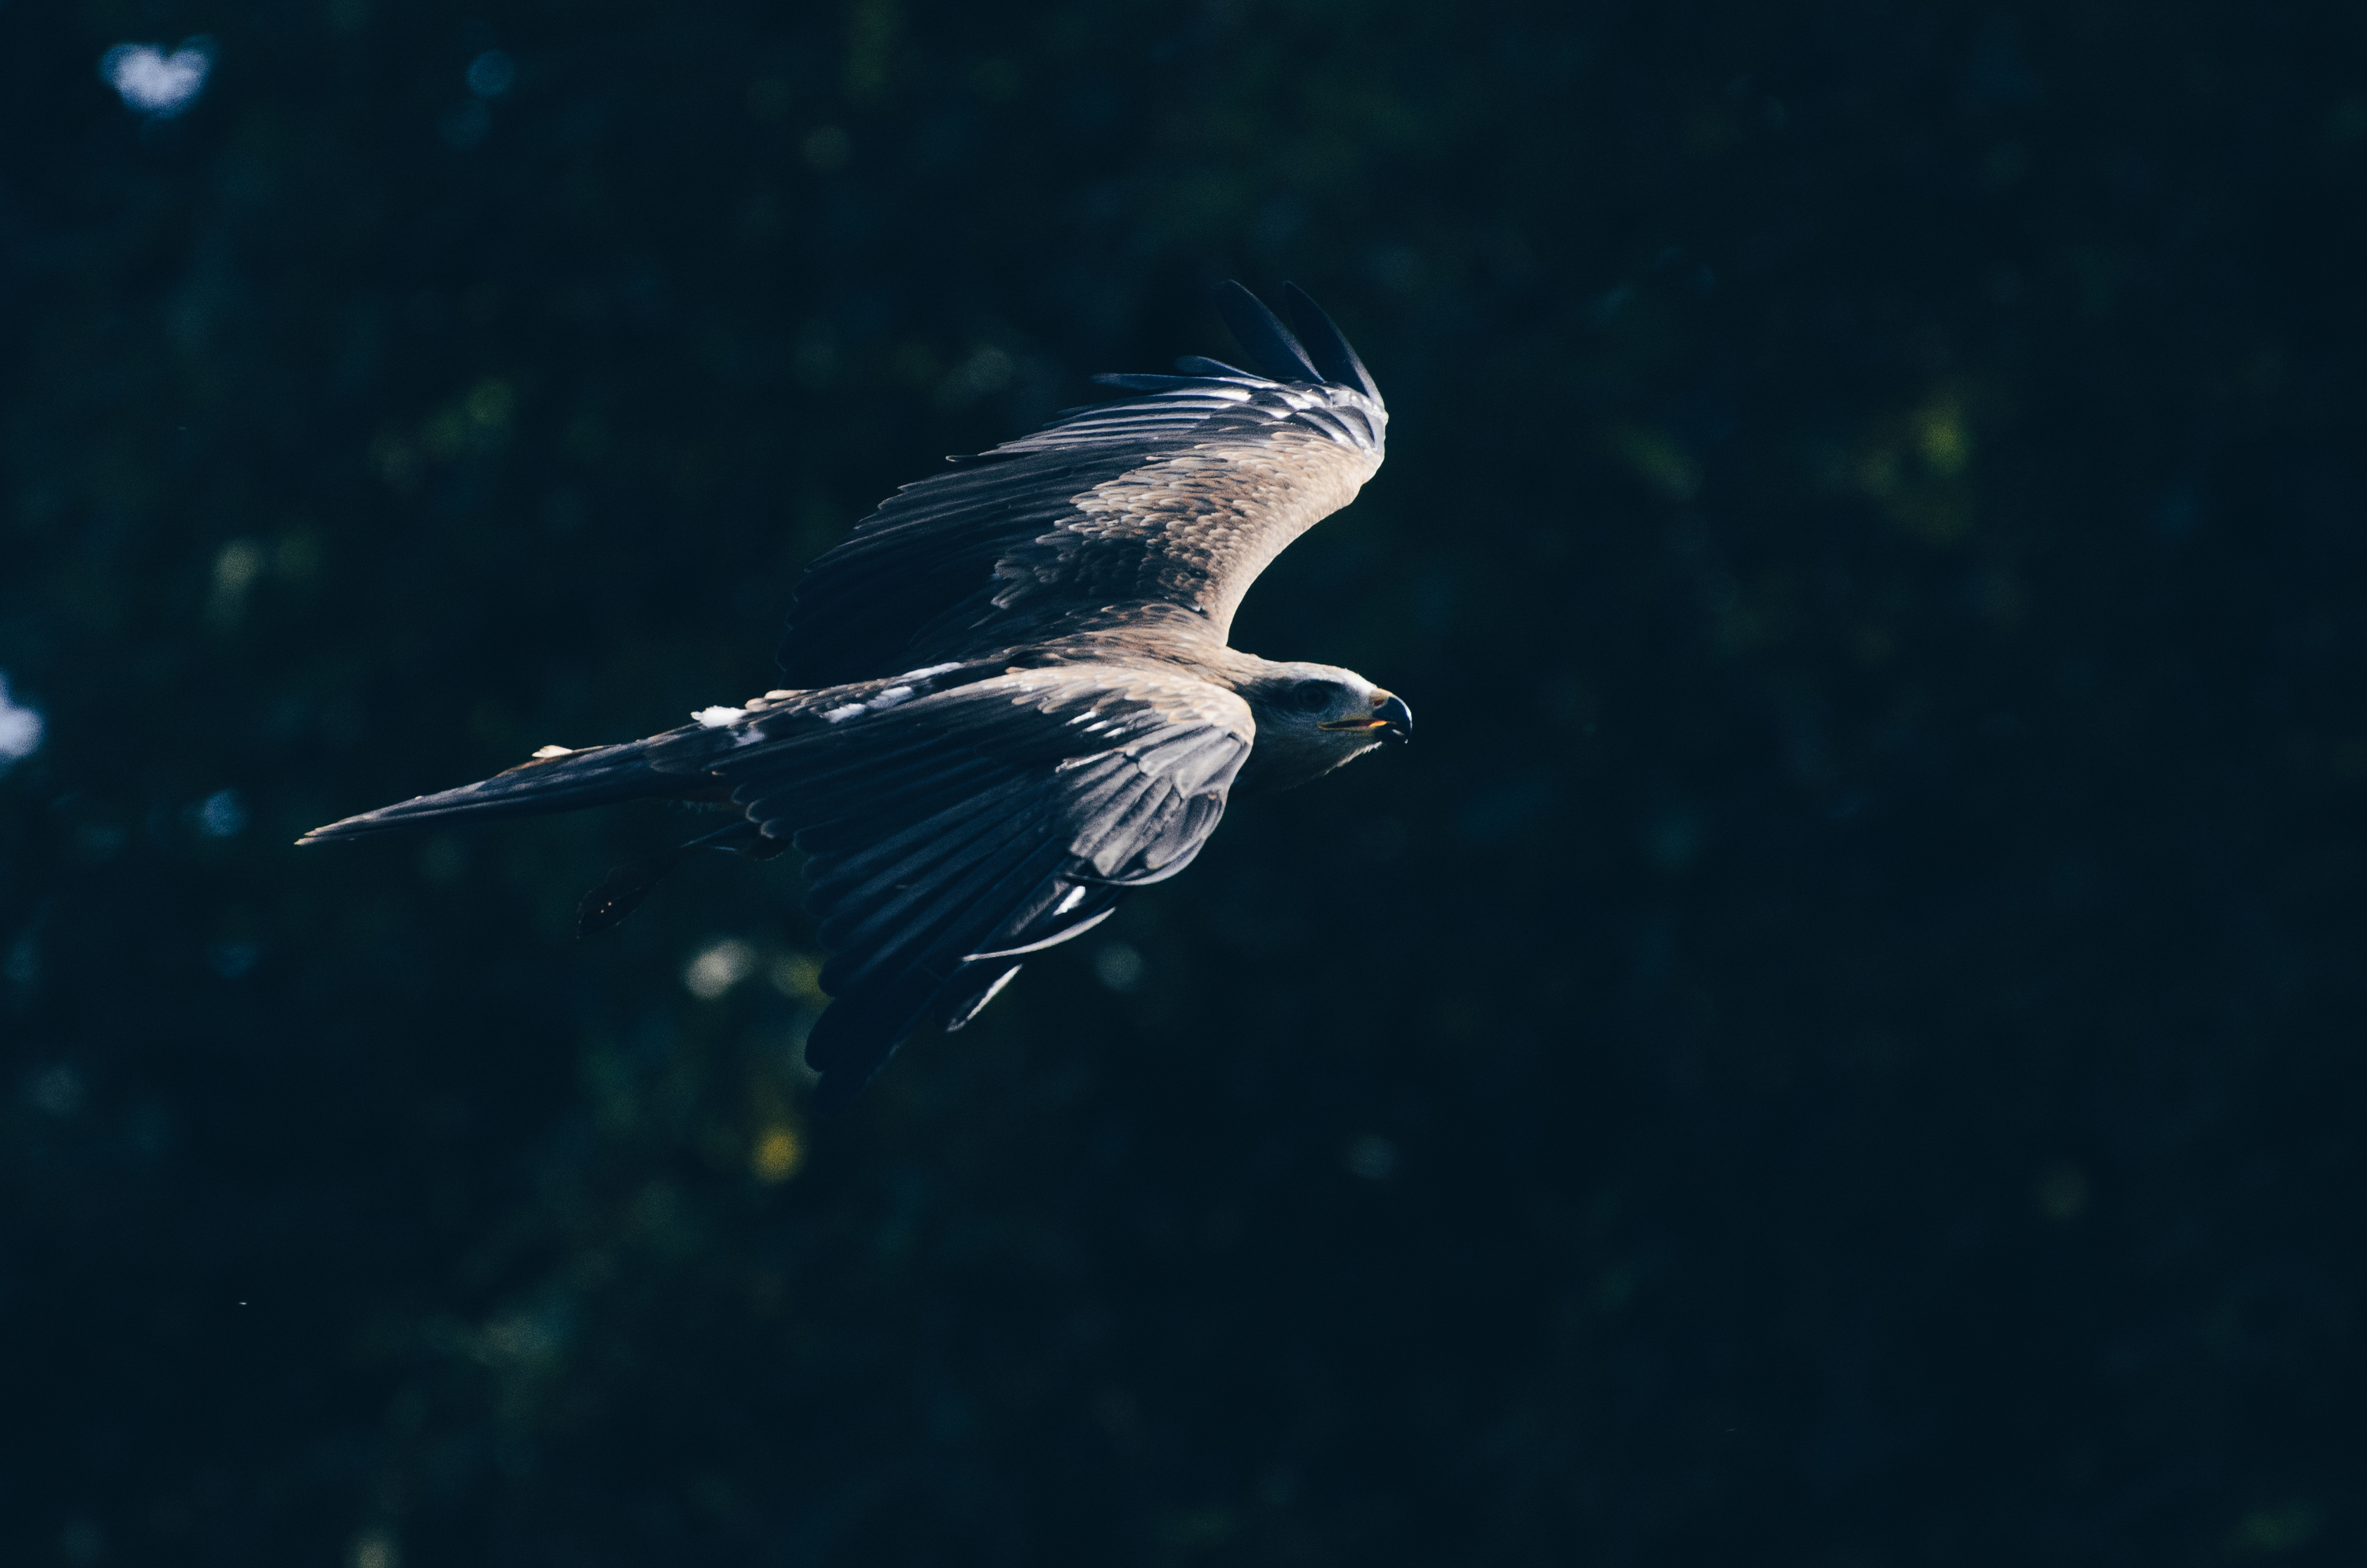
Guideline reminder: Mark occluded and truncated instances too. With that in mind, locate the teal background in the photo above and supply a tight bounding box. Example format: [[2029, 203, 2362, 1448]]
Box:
[[4, 3, 2361, 1562]]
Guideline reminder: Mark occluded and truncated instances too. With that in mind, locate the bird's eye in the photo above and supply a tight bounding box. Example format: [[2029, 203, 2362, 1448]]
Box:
[[1291, 680, 1337, 714]]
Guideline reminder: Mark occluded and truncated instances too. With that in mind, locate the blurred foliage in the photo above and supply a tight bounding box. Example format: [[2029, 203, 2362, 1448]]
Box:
[[4, 1, 2363, 1564]]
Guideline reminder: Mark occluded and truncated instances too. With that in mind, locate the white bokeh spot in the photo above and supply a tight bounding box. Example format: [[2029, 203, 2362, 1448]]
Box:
[[0, 675, 42, 764], [101, 39, 216, 119]]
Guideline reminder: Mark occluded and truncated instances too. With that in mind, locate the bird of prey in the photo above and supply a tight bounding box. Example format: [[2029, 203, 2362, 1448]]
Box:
[[302, 283, 1408, 1107]]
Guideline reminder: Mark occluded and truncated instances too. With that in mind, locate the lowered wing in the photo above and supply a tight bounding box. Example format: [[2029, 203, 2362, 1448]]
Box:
[[776, 283, 1387, 688], [692, 666, 1254, 1108]]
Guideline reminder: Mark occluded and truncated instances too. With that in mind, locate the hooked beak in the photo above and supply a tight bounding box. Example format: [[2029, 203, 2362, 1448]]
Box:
[[1319, 689, 1413, 741]]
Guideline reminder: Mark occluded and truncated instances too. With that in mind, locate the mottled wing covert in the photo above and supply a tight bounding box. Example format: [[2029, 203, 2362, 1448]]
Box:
[[777, 284, 1386, 687]]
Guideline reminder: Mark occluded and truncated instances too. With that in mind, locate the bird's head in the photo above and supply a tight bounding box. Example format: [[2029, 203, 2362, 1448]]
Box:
[[1233, 661, 1411, 793]]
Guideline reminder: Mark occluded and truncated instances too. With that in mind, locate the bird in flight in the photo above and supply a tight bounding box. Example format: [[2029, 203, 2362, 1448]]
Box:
[[303, 283, 1408, 1107]]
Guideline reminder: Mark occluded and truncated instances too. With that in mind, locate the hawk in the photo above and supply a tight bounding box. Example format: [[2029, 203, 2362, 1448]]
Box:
[[302, 283, 1409, 1106]]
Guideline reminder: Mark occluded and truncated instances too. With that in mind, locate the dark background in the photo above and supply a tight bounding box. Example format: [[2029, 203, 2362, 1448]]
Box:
[[4, 2, 2361, 1563]]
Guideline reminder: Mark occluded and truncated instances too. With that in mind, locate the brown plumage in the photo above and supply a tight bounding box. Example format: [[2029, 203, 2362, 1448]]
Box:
[[300, 283, 1410, 1107]]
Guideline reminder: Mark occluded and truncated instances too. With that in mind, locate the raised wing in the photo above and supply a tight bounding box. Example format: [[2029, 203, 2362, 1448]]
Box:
[[690, 666, 1254, 1108], [776, 283, 1386, 688]]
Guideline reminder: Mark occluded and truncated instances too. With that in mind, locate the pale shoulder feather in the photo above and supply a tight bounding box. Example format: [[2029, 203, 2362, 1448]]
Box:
[[775, 284, 1386, 687]]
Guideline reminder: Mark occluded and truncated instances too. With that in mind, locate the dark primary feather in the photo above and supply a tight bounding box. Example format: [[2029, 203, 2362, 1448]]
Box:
[[774, 284, 1385, 689], [1280, 282, 1382, 401], [1212, 279, 1325, 383], [702, 667, 1253, 1108]]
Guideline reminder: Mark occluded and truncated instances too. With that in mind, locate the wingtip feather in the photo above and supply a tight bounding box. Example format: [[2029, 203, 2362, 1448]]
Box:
[[1279, 282, 1382, 401], [295, 816, 372, 845], [1212, 280, 1323, 385]]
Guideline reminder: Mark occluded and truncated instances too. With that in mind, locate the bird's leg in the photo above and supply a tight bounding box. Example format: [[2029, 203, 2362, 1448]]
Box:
[[575, 818, 786, 935], [576, 848, 691, 936]]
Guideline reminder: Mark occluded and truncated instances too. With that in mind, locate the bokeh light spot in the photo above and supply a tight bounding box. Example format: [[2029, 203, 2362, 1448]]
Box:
[[752, 1125, 804, 1182], [27, 1065, 84, 1118], [208, 940, 260, 980], [1093, 941, 1143, 993], [467, 51, 516, 98], [194, 789, 248, 838], [209, 539, 265, 628], [465, 379, 515, 429], [685, 939, 757, 999], [2227, 1503, 2322, 1555], [0, 675, 44, 763], [1343, 1133, 1399, 1181], [100, 40, 214, 118], [768, 950, 825, 1004], [2033, 1162, 2090, 1222]]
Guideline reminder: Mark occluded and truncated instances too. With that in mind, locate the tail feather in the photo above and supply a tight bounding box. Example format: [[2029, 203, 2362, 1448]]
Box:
[[297, 740, 678, 843]]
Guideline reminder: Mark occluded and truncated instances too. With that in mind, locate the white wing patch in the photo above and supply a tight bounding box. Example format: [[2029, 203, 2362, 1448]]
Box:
[[820, 685, 923, 726]]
